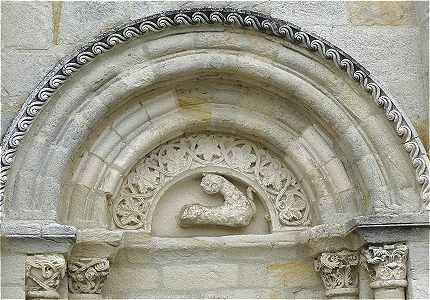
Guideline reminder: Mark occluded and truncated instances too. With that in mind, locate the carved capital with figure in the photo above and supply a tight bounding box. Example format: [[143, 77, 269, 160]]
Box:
[[68, 257, 110, 294], [25, 254, 66, 299], [362, 243, 408, 289], [314, 249, 359, 297]]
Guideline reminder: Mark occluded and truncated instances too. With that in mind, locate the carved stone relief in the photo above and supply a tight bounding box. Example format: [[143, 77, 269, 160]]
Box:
[[68, 257, 110, 294], [314, 250, 359, 297], [178, 173, 256, 227], [362, 243, 408, 289], [113, 133, 310, 230], [1, 9, 428, 214], [25, 254, 66, 299]]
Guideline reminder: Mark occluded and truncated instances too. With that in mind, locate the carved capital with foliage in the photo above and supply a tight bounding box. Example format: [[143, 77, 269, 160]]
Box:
[[362, 243, 408, 289], [68, 257, 110, 294], [25, 254, 66, 299], [314, 250, 359, 297]]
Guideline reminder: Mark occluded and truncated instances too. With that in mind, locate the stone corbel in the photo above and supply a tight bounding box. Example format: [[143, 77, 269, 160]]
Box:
[[25, 254, 66, 299], [362, 243, 408, 299]]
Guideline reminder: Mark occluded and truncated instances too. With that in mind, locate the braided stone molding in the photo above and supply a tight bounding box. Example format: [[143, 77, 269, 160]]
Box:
[[25, 254, 66, 299], [113, 133, 310, 229], [178, 173, 257, 227], [314, 250, 359, 297], [1, 8, 428, 212], [362, 243, 408, 289], [68, 257, 110, 294]]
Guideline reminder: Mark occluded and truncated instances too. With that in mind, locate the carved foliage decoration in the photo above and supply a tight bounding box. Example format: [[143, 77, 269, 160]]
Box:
[[314, 250, 359, 294], [25, 254, 66, 299], [113, 133, 310, 230], [362, 243, 408, 287], [68, 258, 110, 294]]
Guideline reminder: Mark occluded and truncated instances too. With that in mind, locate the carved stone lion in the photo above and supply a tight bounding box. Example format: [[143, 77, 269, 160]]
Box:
[[178, 174, 256, 227]]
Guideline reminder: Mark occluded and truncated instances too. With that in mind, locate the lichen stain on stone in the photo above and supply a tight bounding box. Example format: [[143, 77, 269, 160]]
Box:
[[412, 120, 429, 154], [178, 97, 212, 122], [52, 1, 63, 45], [178, 96, 205, 108], [269, 290, 282, 299], [347, 1, 414, 26], [267, 261, 320, 288]]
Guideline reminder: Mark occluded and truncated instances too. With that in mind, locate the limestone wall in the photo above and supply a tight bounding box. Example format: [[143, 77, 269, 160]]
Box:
[[104, 242, 322, 299], [1, 1, 428, 150]]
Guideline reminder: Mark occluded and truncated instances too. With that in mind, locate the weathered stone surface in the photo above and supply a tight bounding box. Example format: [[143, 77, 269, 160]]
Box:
[[307, 25, 427, 145], [239, 264, 277, 288], [292, 288, 325, 300], [1, 286, 25, 300], [266, 261, 321, 288], [1, 254, 26, 286], [1, 2, 429, 299], [0, 95, 26, 137], [1, 222, 41, 237], [407, 241, 430, 299], [1, 49, 60, 97], [1, 1, 52, 49], [41, 223, 76, 237], [270, 1, 349, 26], [203, 288, 294, 299], [104, 266, 161, 290], [2, 237, 75, 255], [347, 1, 416, 26], [162, 264, 239, 289]]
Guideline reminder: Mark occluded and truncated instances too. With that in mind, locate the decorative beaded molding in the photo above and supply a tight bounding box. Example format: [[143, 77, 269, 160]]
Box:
[[1, 8, 429, 212], [113, 133, 310, 230]]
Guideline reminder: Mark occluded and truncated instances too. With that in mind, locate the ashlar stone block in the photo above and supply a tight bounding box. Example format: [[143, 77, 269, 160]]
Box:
[[162, 263, 239, 290]]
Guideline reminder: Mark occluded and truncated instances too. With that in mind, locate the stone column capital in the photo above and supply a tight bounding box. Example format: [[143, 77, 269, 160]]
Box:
[[314, 249, 359, 298], [68, 257, 110, 294], [25, 254, 66, 299], [362, 243, 408, 289]]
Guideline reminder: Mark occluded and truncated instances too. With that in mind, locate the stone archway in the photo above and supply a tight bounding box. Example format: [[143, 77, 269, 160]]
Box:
[[1, 8, 428, 300]]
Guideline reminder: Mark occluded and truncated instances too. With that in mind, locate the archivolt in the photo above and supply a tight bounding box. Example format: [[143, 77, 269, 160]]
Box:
[[0, 8, 429, 210]]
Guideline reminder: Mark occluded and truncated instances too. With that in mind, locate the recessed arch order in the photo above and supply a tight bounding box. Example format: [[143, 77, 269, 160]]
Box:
[[0, 8, 428, 219]]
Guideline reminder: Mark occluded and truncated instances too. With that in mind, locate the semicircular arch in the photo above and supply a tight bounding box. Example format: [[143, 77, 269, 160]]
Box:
[[1, 8, 428, 225]]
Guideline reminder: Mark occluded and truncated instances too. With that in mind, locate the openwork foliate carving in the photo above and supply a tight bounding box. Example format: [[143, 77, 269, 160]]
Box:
[[68, 258, 110, 294], [25, 254, 66, 299], [362, 243, 408, 288], [178, 173, 256, 227], [314, 250, 359, 296], [113, 133, 310, 230]]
